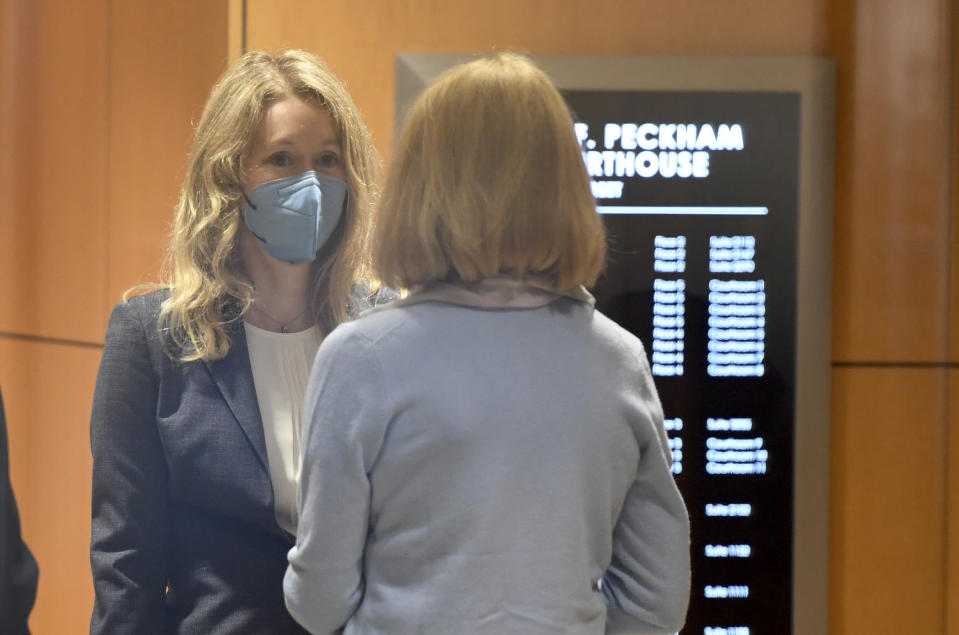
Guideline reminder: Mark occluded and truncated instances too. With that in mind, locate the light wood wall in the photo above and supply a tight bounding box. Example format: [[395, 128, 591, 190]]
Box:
[[827, 1, 955, 633], [0, 0, 229, 632], [0, 0, 955, 632]]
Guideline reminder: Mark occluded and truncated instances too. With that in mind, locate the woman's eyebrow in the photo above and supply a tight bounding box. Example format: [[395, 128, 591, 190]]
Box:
[[262, 136, 341, 149]]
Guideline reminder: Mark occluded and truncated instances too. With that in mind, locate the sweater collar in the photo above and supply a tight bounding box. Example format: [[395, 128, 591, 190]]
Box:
[[372, 276, 595, 312]]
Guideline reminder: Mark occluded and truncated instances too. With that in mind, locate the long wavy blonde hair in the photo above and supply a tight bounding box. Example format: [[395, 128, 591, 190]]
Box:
[[141, 50, 379, 361]]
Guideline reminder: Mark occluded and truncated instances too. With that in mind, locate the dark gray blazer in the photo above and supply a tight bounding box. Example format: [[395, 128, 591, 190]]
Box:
[[0, 388, 38, 635], [91, 288, 386, 634]]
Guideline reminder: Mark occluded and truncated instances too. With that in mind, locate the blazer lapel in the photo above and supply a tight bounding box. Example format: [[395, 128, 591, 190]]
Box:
[[202, 323, 271, 475]]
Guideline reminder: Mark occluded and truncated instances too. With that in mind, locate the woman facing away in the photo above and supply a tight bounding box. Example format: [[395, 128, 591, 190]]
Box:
[[284, 52, 691, 634], [90, 49, 384, 634]]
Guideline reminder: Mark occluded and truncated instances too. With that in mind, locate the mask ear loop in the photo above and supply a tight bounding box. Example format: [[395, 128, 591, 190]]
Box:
[[240, 190, 269, 244], [242, 191, 257, 210]]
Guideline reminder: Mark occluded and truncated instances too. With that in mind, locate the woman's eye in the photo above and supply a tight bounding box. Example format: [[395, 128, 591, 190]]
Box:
[[317, 153, 339, 168], [268, 153, 293, 167]]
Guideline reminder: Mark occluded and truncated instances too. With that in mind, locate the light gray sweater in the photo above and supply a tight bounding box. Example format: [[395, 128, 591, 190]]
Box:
[[284, 296, 690, 634]]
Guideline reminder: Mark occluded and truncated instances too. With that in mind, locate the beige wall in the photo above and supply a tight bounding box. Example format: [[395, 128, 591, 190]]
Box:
[[0, 0, 955, 632]]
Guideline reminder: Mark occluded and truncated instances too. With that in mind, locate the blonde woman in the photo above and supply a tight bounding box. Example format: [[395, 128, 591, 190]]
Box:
[[285, 53, 690, 634], [90, 50, 384, 634]]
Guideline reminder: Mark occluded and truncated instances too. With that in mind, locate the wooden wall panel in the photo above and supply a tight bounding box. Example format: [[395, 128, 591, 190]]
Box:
[[0, 338, 101, 634], [953, 0, 959, 367], [1, 1, 232, 632], [953, 214, 959, 363], [950, 22, 958, 635], [950, 370, 959, 635], [829, 367, 947, 634], [107, 1, 230, 311], [829, 0, 953, 363], [0, 0, 108, 343], [954, 200, 959, 364], [246, 0, 829, 163], [949, 9, 959, 366]]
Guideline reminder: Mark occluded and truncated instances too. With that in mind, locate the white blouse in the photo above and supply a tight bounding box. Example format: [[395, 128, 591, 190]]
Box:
[[244, 321, 322, 535]]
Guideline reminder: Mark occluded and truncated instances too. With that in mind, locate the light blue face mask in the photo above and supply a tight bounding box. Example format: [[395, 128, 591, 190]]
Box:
[[243, 171, 348, 264]]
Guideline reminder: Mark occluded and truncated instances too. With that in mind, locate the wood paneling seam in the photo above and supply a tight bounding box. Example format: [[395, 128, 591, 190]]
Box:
[[0, 332, 104, 351], [832, 361, 959, 368]]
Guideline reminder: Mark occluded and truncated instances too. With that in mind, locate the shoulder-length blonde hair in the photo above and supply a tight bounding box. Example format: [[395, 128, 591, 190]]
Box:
[[373, 52, 605, 291], [150, 49, 379, 361]]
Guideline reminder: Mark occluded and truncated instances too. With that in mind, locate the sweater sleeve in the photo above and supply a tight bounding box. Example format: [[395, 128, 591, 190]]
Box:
[[90, 299, 169, 634], [284, 324, 386, 634], [602, 346, 690, 634]]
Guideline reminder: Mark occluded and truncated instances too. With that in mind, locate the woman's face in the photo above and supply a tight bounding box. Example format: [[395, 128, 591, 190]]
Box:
[[242, 95, 347, 191]]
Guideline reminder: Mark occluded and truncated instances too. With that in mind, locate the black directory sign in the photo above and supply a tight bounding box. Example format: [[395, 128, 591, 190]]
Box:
[[396, 55, 834, 635], [567, 90, 799, 634]]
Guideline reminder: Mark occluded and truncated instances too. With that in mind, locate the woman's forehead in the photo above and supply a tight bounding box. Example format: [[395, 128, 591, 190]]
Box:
[[254, 95, 339, 148]]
